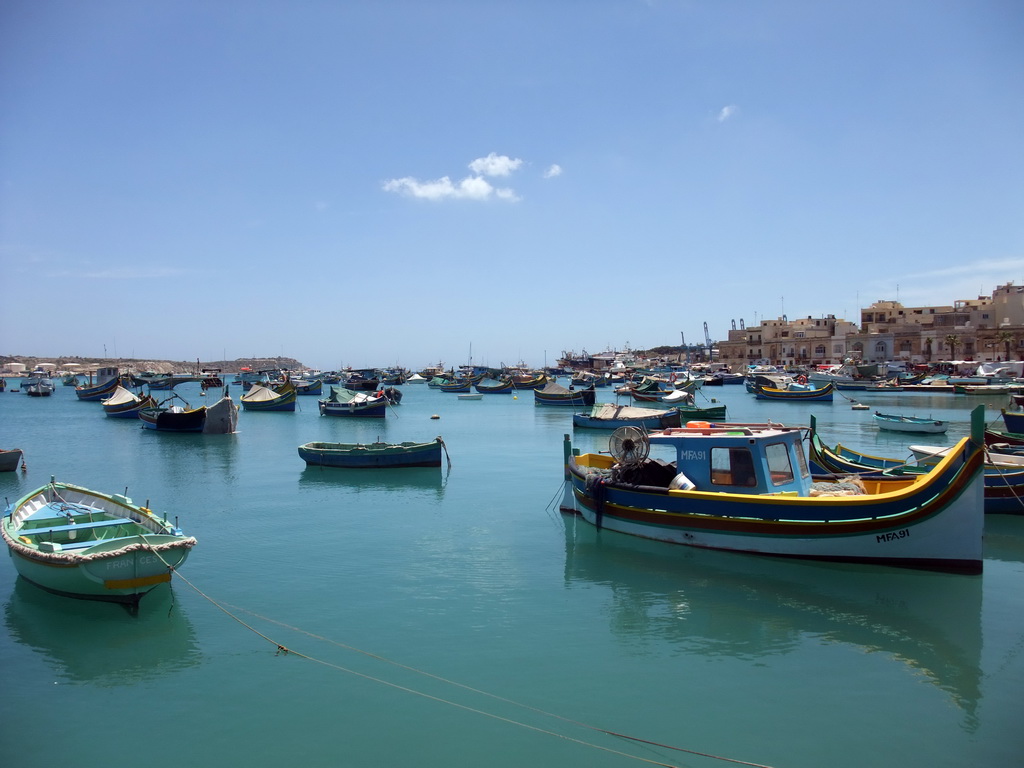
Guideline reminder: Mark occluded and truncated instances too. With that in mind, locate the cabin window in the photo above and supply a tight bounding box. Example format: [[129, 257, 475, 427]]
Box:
[[710, 447, 758, 487], [794, 443, 810, 478], [765, 442, 794, 486]]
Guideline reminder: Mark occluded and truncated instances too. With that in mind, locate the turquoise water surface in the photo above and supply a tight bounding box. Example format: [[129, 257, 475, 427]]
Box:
[[1, 381, 1022, 768]]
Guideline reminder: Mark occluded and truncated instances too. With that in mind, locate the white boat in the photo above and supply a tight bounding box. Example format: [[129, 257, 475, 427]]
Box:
[[911, 444, 1024, 467], [873, 411, 948, 434]]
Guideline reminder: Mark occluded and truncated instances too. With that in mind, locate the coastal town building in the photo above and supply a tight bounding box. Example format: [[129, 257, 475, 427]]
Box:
[[716, 282, 1024, 372]]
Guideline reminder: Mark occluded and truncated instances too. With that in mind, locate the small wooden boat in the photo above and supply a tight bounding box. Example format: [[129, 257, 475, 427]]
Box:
[[139, 396, 207, 432], [511, 373, 548, 390], [1, 448, 24, 472], [2, 479, 197, 605], [474, 378, 514, 394], [318, 386, 388, 417], [807, 419, 1024, 515], [293, 378, 323, 396], [240, 380, 297, 412], [560, 406, 987, 573], [754, 381, 835, 401], [75, 368, 121, 401], [874, 411, 948, 434], [573, 404, 682, 430], [439, 379, 472, 393], [458, 393, 483, 400], [534, 382, 596, 407], [1001, 409, 1024, 434], [297, 437, 447, 468], [101, 386, 157, 418]]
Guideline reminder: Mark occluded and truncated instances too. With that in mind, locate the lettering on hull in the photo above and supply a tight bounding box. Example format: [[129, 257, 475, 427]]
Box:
[[876, 529, 910, 544]]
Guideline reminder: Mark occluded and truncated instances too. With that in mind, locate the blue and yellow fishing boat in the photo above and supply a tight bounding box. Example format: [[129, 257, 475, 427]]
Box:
[[561, 406, 986, 573]]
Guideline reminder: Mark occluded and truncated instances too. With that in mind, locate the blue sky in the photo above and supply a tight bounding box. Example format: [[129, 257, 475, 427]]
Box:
[[2, 1, 1022, 371]]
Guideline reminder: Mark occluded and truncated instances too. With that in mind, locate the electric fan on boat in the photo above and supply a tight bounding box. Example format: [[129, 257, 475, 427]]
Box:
[[608, 426, 650, 467]]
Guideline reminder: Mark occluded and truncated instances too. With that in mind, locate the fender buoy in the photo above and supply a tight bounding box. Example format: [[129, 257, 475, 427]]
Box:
[[797, 375, 808, 385]]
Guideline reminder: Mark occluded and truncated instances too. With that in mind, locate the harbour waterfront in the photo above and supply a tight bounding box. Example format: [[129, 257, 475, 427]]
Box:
[[1, 381, 1022, 768]]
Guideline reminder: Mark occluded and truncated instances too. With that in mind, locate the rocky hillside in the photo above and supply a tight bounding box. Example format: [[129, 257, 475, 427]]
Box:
[[0, 355, 306, 374]]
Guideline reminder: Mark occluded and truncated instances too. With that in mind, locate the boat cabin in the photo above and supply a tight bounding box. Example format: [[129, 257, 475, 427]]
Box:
[[641, 423, 813, 495]]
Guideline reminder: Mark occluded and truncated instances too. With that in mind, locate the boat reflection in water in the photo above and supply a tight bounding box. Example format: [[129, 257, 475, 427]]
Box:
[[4, 579, 200, 685], [298, 465, 449, 499], [561, 514, 984, 728]]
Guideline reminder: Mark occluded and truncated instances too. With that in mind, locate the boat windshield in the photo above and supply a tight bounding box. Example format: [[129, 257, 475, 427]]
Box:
[[766, 442, 795, 486], [710, 447, 757, 487]]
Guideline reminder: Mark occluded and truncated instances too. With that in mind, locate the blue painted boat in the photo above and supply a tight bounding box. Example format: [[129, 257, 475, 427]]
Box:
[[297, 437, 447, 468], [573, 404, 682, 430], [75, 368, 121, 401], [873, 411, 947, 433], [754, 381, 835, 401], [534, 382, 596, 407], [560, 406, 986, 573]]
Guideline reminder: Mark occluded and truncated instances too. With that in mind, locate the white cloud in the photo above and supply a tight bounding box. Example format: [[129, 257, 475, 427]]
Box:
[[717, 105, 738, 122], [543, 164, 563, 179], [383, 153, 526, 202], [468, 152, 523, 177]]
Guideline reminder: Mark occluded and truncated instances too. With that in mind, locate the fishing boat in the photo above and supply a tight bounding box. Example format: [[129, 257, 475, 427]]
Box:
[[201, 388, 239, 434], [297, 437, 448, 468], [75, 368, 121, 401], [754, 381, 835, 401], [1, 448, 24, 472], [318, 386, 388, 417], [240, 380, 297, 412], [1001, 409, 1024, 434], [559, 406, 986, 573], [101, 386, 157, 418], [138, 396, 207, 432], [2, 479, 197, 605], [874, 411, 948, 434], [474, 378, 514, 394], [534, 382, 596, 407], [293, 378, 323, 396], [439, 379, 472, 393], [806, 423, 1024, 515], [25, 380, 55, 397], [458, 393, 483, 400], [573, 404, 683, 431], [510, 372, 548, 390]]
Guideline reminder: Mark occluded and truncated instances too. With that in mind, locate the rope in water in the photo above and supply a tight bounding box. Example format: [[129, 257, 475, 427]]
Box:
[[161, 564, 774, 768]]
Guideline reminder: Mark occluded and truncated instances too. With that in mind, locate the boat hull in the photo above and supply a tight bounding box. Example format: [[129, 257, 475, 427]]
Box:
[[563, 445, 984, 573], [3, 482, 196, 605], [298, 439, 443, 468]]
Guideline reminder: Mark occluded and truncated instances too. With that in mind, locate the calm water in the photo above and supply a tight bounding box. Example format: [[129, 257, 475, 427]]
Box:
[[1, 381, 1022, 768]]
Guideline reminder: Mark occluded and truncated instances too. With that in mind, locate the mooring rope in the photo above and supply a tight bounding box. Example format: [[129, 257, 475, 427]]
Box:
[[163, 566, 774, 768]]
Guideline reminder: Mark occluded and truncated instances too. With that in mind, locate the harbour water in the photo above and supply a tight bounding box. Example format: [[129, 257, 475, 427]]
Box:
[[1, 380, 1022, 768]]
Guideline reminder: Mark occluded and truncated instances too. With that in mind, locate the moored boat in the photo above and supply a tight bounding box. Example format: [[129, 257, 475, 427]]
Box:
[[1, 448, 25, 472], [806, 422, 1024, 515], [874, 411, 948, 434], [101, 386, 157, 418], [297, 437, 448, 468], [572, 404, 683, 431], [75, 368, 121, 401], [139, 397, 207, 432], [534, 382, 596, 407], [754, 381, 835, 401], [560, 407, 986, 573], [240, 380, 297, 412], [2, 479, 196, 605], [318, 386, 388, 417]]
